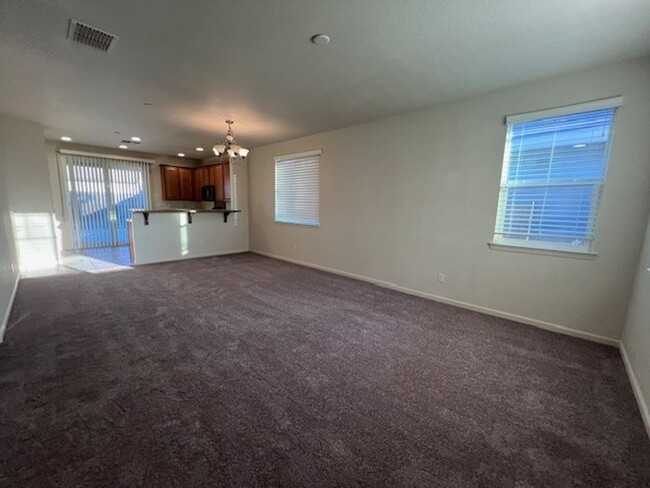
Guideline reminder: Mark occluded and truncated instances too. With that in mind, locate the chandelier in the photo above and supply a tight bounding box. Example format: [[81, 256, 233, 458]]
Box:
[[212, 119, 249, 161]]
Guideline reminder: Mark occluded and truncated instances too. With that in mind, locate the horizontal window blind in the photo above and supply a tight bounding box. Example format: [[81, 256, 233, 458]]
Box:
[[494, 107, 616, 252], [275, 152, 320, 226]]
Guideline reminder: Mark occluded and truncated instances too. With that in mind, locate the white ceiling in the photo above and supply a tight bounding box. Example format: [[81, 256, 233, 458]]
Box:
[[1, 0, 649, 157]]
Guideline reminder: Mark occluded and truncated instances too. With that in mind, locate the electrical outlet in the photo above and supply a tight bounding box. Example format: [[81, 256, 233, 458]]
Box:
[[437, 273, 445, 283], [293, 245, 298, 253]]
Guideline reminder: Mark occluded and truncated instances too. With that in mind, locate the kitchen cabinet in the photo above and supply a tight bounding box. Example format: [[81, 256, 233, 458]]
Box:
[[199, 163, 230, 202], [212, 164, 224, 201], [160, 165, 194, 201], [161, 163, 231, 202], [161, 165, 181, 200], [178, 167, 193, 200], [194, 166, 207, 200]]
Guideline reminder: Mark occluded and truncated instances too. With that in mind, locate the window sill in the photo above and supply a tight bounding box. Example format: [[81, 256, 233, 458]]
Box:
[[487, 242, 598, 260], [274, 220, 320, 228]]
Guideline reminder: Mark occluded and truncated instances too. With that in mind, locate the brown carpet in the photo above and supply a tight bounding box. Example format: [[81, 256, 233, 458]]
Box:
[[0, 253, 648, 487]]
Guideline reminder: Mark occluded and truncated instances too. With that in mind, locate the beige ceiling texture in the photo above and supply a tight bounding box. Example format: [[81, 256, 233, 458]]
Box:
[[1, 0, 649, 157]]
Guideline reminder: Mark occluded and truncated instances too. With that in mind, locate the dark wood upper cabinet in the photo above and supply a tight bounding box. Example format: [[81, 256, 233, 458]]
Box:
[[212, 164, 224, 202], [161, 163, 231, 202], [178, 167, 194, 200], [194, 167, 207, 201], [201, 163, 229, 202], [161, 165, 181, 201]]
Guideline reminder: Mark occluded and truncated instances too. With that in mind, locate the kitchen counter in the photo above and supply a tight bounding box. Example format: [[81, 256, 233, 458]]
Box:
[[132, 208, 242, 213], [133, 208, 242, 224], [129, 208, 248, 265]]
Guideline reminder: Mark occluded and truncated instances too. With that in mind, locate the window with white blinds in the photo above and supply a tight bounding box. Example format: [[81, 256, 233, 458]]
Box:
[[493, 99, 619, 253], [275, 150, 320, 226]]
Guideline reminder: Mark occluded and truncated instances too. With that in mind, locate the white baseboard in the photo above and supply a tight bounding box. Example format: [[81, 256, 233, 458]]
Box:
[[251, 249, 619, 347], [619, 342, 650, 438], [0, 273, 20, 343]]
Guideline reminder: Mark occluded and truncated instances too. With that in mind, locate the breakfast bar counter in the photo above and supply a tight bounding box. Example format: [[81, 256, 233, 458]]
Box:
[[129, 208, 248, 265]]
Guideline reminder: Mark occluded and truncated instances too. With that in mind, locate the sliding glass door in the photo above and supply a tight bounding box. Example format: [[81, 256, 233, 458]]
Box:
[[61, 153, 151, 249]]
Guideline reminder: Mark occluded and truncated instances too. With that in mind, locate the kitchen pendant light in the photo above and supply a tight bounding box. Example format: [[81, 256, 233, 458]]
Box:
[[212, 120, 249, 161]]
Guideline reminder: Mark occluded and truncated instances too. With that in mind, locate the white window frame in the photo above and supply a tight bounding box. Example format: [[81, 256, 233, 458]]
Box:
[[489, 97, 622, 258], [274, 149, 321, 227]]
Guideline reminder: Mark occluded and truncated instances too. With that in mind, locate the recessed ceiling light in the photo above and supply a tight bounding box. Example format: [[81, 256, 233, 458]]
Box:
[[119, 144, 128, 149], [196, 147, 204, 152], [178, 153, 185, 157], [60, 136, 72, 142], [131, 136, 141, 142], [572, 143, 587, 148], [311, 33, 330, 46]]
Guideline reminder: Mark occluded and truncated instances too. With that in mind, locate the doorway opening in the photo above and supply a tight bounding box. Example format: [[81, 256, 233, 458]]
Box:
[[60, 152, 151, 250]]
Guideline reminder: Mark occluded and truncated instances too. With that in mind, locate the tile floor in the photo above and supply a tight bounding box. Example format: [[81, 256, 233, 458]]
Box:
[[21, 246, 132, 278]]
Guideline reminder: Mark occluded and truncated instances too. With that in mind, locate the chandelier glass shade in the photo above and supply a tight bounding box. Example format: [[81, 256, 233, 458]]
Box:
[[212, 120, 249, 161]]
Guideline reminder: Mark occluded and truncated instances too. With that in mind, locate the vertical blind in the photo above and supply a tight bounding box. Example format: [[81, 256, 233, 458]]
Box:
[[275, 151, 320, 226], [494, 107, 616, 252], [61, 153, 151, 249]]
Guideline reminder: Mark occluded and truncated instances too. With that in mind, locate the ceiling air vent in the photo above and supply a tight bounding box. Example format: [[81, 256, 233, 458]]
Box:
[[68, 19, 118, 52]]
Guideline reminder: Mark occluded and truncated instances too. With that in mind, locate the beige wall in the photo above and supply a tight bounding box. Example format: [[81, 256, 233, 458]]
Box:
[[0, 114, 54, 338], [45, 141, 201, 250], [249, 57, 650, 343], [622, 214, 650, 433], [0, 115, 33, 339], [2, 116, 53, 216], [0, 164, 18, 341], [0, 114, 56, 274]]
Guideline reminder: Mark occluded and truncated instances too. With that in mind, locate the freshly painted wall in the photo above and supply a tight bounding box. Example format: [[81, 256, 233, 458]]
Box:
[[0, 169, 18, 342], [0, 115, 22, 340], [0, 114, 57, 273], [621, 214, 650, 434], [0, 114, 53, 338], [44, 141, 202, 251], [249, 57, 650, 343]]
